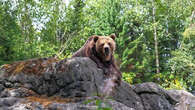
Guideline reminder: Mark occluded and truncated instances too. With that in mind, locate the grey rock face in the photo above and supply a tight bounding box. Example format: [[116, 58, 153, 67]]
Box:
[[0, 57, 191, 110], [167, 90, 195, 110], [113, 82, 144, 110]]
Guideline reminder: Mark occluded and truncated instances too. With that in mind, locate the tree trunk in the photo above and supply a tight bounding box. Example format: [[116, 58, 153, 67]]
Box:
[[152, 0, 160, 74]]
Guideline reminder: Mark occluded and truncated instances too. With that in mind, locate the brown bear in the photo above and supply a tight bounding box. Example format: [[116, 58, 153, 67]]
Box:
[[72, 34, 122, 85]]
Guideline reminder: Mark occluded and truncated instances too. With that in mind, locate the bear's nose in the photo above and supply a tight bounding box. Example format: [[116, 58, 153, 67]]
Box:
[[104, 47, 109, 55]]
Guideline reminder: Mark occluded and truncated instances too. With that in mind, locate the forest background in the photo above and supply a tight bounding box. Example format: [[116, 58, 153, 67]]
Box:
[[0, 0, 194, 91]]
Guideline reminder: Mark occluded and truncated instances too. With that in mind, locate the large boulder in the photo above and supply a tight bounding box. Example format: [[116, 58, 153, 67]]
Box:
[[0, 57, 194, 110], [167, 90, 195, 110]]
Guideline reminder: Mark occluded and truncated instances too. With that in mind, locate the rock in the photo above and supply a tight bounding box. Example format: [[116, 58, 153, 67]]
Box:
[[167, 90, 195, 110], [113, 82, 144, 110], [0, 57, 192, 110], [192, 90, 195, 96], [0, 84, 5, 92]]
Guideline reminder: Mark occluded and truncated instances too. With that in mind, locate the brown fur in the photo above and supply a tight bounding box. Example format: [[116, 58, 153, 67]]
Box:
[[72, 34, 122, 85]]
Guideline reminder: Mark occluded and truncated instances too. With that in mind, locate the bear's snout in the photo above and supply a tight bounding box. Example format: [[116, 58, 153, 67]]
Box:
[[104, 47, 110, 56]]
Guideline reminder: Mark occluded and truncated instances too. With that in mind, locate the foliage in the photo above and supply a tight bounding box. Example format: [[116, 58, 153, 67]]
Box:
[[122, 72, 136, 84], [84, 98, 112, 110], [166, 26, 195, 90]]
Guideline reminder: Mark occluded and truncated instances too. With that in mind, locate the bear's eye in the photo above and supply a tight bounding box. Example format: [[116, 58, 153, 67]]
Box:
[[108, 43, 111, 46], [100, 44, 104, 47]]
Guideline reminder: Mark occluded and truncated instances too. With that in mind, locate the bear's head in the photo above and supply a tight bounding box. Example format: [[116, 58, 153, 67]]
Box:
[[93, 34, 116, 62]]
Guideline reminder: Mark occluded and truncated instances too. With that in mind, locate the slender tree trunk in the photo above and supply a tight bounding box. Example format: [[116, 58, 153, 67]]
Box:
[[152, 0, 160, 74]]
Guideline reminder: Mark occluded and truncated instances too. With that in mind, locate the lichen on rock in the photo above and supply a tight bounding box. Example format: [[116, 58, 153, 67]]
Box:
[[0, 57, 194, 110]]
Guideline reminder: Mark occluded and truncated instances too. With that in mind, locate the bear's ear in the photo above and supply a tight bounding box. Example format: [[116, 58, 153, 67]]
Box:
[[93, 35, 99, 43], [110, 34, 116, 40]]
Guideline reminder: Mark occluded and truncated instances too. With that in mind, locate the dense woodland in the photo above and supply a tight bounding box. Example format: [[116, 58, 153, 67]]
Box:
[[0, 0, 194, 91]]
